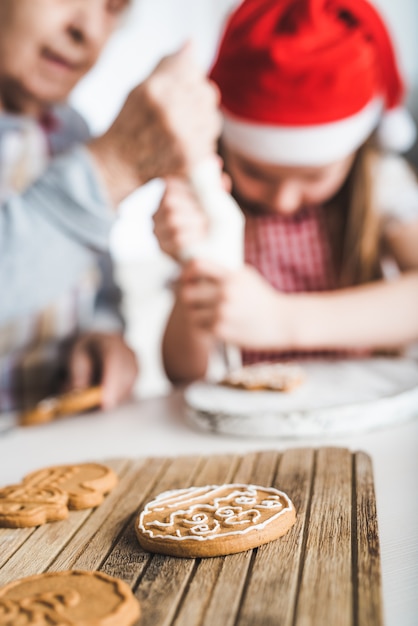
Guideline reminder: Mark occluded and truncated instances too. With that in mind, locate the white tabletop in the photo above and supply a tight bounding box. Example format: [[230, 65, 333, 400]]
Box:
[[1, 390, 417, 626]]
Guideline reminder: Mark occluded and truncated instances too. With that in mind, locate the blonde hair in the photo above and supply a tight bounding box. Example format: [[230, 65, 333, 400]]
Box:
[[326, 143, 383, 287]]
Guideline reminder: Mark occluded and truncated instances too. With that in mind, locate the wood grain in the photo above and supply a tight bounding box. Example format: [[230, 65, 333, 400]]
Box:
[[295, 448, 353, 626], [0, 448, 383, 626], [354, 451, 384, 626]]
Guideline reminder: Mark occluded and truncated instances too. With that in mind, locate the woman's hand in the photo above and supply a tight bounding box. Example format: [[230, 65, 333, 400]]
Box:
[[66, 332, 138, 410], [175, 259, 288, 349], [89, 44, 221, 205]]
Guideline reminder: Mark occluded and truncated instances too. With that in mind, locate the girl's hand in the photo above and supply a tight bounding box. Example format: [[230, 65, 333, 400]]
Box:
[[66, 333, 139, 410], [176, 259, 286, 349], [153, 177, 209, 260], [153, 162, 232, 261]]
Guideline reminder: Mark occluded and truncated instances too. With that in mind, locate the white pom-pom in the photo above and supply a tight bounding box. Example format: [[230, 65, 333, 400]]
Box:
[[376, 107, 417, 152]]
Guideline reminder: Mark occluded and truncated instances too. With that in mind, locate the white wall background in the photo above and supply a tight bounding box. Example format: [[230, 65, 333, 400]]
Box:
[[69, 0, 418, 395]]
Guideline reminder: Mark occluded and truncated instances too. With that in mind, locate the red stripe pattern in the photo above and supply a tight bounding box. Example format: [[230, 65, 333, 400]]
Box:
[[242, 205, 367, 364]]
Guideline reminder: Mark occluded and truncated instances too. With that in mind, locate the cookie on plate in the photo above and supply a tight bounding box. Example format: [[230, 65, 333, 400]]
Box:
[[136, 483, 296, 558], [0, 570, 140, 625], [221, 362, 305, 391]]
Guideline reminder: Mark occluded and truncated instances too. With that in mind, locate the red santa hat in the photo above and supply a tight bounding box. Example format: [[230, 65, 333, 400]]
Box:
[[210, 0, 416, 166]]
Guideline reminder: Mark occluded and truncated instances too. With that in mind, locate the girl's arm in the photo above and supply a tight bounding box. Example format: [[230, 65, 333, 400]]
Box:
[[287, 270, 418, 350], [162, 271, 418, 383], [162, 296, 214, 384], [161, 220, 418, 382], [290, 220, 418, 350], [163, 260, 418, 383]]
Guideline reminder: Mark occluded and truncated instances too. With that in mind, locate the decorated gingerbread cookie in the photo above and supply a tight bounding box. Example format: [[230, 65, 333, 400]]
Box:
[[0, 570, 140, 625], [221, 362, 305, 392], [136, 483, 296, 557], [0, 463, 118, 528]]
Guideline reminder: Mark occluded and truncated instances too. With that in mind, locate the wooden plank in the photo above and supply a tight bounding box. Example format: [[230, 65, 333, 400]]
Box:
[[100, 455, 203, 589], [47, 458, 150, 572], [354, 451, 383, 626], [0, 448, 383, 626], [237, 448, 315, 626], [97, 456, 170, 584], [0, 458, 128, 585], [0, 528, 35, 570], [295, 447, 353, 626], [0, 509, 93, 585], [199, 450, 280, 626], [130, 454, 220, 626], [171, 454, 242, 626]]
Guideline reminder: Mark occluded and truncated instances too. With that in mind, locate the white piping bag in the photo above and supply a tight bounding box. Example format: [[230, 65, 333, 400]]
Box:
[[181, 157, 245, 374]]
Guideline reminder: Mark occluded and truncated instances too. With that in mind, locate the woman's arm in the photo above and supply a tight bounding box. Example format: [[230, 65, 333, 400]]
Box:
[[0, 147, 115, 324]]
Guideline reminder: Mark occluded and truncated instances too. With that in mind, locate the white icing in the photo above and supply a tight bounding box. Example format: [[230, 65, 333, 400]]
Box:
[[138, 484, 293, 542]]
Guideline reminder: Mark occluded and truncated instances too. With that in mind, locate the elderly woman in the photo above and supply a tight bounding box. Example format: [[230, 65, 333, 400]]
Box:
[[0, 0, 220, 411]]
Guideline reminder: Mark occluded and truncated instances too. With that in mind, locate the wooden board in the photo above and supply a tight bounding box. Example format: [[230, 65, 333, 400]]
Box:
[[0, 448, 383, 626]]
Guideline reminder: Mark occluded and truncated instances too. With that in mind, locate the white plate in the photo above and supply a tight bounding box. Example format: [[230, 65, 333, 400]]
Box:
[[184, 357, 418, 437]]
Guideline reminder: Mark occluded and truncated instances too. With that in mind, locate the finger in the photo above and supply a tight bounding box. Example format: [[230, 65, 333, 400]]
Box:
[[188, 307, 219, 331], [221, 171, 232, 193], [179, 279, 219, 306], [67, 343, 94, 391], [170, 40, 196, 65], [100, 358, 122, 410], [181, 258, 229, 282], [155, 40, 200, 80], [100, 342, 138, 410]]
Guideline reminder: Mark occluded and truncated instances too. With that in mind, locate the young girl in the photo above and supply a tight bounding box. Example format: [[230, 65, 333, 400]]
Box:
[[153, 0, 418, 383]]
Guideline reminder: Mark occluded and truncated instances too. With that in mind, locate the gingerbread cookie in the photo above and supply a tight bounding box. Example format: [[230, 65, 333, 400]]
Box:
[[221, 362, 305, 391], [24, 463, 118, 509], [0, 485, 68, 529], [0, 463, 117, 528], [136, 483, 296, 558], [0, 570, 140, 625], [20, 386, 102, 427]]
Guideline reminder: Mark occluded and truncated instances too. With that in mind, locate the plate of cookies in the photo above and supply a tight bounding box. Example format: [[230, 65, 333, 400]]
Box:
[[184, 356, 418, 437]]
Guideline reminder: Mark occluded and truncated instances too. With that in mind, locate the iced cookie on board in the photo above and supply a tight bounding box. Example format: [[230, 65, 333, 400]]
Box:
[[136, 483, 296, 557], [0, 570, 140, 626]]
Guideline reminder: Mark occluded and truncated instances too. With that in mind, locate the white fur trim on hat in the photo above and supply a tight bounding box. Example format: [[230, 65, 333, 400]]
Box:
[[222, 97, 384, 165], [376, 107, 417, 153]]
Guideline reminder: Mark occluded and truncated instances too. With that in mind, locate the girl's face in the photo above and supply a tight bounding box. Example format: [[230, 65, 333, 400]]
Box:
[[223, 144, 355, 216], [0, 0, 129, 115]]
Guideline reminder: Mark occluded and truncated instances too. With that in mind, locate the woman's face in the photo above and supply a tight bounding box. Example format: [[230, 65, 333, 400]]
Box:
[[0, 0, 129, 114], [223, 144, 355, 216]]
